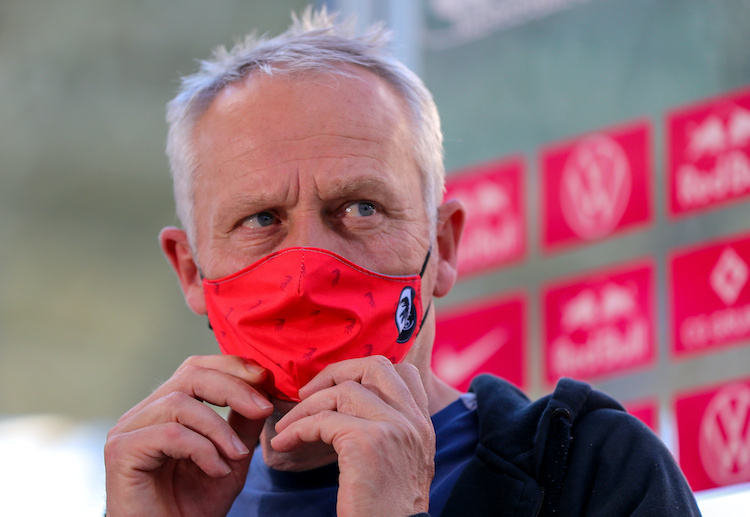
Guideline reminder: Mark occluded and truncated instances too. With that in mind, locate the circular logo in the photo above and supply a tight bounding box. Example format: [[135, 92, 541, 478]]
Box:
[[395, 286, 417, 343], [699, 383, 750, 486], [560, 135, 632, 239]]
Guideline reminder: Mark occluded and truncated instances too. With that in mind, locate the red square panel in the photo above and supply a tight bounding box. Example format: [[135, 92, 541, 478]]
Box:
[[444, 156, 525, 278], [676, 378, 750, 491], [667, 86, 750, 216], [541, 120, 653, 252], [433, 294, 525, 392], [670, 231, 750, 357], [542, 260, 656, 384]]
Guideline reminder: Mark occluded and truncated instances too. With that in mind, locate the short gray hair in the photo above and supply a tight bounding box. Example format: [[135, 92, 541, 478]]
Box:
[[165, 7, 445, 243]]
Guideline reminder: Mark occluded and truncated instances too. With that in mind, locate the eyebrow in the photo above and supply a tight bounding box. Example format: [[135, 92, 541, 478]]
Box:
[[221, 191, 279, 217], [322, 174, 397, 201]]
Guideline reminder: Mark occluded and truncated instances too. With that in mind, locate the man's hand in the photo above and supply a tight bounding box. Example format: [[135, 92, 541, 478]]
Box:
[[271, 356, 436, 517], [104, 355, 274, 517]]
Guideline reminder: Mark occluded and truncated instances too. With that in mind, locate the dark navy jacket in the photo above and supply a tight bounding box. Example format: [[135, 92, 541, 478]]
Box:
[[427, 375, 701, 516]]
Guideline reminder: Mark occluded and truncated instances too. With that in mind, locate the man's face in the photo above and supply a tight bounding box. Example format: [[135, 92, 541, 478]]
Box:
[[189, 66, 433, 287]]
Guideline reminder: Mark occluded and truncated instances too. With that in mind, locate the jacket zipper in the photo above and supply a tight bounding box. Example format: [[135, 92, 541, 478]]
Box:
[[534, 488, 545, 517]]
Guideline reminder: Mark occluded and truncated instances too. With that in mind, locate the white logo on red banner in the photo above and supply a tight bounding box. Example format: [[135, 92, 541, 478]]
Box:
[[543, 261, 655, 384], [700, 384, 750, 487], [710, 248, 749, 306], [560, 135, 632, 239], [668, 86, 750, 215], [541, 120, 652, 251], [444, 157, 525, 277], [670, 232, 750, 356], [433, 295, 525, 391], [677, 378, 750, 491]]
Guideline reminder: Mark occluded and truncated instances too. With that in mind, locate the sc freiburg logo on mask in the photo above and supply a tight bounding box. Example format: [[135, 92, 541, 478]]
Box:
[[396, 286, 417, 343]]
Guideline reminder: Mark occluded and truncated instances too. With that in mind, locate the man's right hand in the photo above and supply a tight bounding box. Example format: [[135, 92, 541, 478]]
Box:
[[104, 355, 274, 517]]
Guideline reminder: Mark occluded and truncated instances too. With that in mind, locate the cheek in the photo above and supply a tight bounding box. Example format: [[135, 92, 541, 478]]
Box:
[[198, 247, 250, 280], [364, 226, 430, 276]]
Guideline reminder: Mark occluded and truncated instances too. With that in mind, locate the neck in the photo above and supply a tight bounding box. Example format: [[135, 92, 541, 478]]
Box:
[[422, 369, 462, 415]]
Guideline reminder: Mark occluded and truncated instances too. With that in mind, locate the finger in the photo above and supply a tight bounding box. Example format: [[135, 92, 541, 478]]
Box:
[[119, 362, 273, 430], [299, 356, 414, 412], [116, 391, 253, 461], [228, 408, 266, 452], [106, 422, 234, 478], [275, 381, 394, 434], [271, 410, 366, 453], [119, 355, 268, 422], [394, 363, 430, 420], [174, 354, 267, 381]]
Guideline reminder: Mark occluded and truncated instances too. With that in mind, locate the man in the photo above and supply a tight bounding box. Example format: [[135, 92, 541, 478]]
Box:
[[104, 8, 701, 517]]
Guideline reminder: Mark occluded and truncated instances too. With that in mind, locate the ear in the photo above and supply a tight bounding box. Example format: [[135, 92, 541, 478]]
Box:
[[159, 227, 207, 315], [432, 198, 466, 298]]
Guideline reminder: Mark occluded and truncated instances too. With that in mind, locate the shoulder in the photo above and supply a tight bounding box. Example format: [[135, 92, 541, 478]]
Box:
[[468, 375, 625, 453], [469, 375, 701, 516], [469, 374, 676, 477], [561, 405, 700, 515]]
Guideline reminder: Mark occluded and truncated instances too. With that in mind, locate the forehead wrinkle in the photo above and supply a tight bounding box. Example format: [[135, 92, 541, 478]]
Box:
[[209, 133, 395, 175], [320, 174, 397, 201], [241, 131, 391, 157]]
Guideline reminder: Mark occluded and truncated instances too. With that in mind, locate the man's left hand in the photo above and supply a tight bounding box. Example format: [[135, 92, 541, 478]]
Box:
[[271, 356, 435, 517]]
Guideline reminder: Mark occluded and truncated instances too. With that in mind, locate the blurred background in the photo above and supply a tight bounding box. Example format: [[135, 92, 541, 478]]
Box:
[[1, 0, 749, 514]]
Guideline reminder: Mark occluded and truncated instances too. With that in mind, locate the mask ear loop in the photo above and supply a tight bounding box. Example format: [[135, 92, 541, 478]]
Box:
[[416, 245, 433, 336], [198, 268, 215, 331], [419, 245, 432, 277]]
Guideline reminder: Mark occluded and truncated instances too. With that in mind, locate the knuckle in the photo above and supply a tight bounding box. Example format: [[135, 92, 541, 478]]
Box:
[[395, 361, 419, 376], [313, 410, 330, 422], [178, 355, 214, 375], [161, 421, 186, 441], [104, 430, 134, 466], [103, 431, 122, 456], [177, 361, 200, 377], [178, 355, 201, 370], [106, 423, 124, 442], [172, 363, 207, 390], [182, 354, 203, 366], [369, 355, 392, 369], [338, 379, 362, 392], [163, 390, 192, 410]]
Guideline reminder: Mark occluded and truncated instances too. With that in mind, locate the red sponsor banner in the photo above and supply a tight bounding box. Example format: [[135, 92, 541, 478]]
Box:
[[670, 231, 750, 357], [433, 294, 525, 392], [624, 399, 659, 434], [676, 378, 750, 491], [543, 261, 656, 385], [444, 157, 525, 278], [541, 120, 653, 252], [667, 86, 750, 216]]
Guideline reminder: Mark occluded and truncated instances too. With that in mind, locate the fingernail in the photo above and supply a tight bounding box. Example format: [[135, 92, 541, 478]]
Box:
[[232, 434, 250, 455], [219, 459, 232, 476], [251, 392, 273, 410], [245, 361, 265, 375]]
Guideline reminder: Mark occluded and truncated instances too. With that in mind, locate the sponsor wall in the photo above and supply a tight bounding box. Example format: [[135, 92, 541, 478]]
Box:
[[432, 86, 750, 492]]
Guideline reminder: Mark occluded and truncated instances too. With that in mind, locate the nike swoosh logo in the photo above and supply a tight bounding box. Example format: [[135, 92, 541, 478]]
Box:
[[433, 327, 508, 385]]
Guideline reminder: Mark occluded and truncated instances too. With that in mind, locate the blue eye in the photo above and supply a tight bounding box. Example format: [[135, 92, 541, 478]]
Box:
[[242, 211, 277, 228], [344, 202, 377, 217]]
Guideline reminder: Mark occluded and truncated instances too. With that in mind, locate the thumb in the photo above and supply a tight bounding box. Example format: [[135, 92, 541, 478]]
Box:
[[227, 408, 267, 451]]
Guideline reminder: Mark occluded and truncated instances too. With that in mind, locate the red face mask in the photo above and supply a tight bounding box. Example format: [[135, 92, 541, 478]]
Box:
[[202, 247, 430, 402]]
